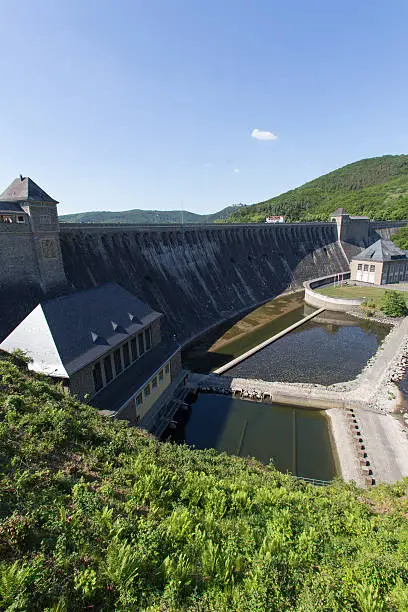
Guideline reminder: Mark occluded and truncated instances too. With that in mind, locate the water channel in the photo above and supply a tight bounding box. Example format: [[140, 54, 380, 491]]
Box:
[[183, 292, 391, 385], [179, 291, 390, 479], [165, 393, 336, 481]]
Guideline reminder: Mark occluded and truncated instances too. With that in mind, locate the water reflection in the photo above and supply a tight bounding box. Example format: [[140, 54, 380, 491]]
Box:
[[164, 393, 336, 481], [227, 313, 390, 385]]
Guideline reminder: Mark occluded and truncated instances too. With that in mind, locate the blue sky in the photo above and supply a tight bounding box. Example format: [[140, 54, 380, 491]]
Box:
[[1, 0, 407, 215]]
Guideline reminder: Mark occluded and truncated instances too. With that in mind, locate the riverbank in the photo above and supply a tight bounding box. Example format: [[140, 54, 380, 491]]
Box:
[[192, 315, 408, 484]]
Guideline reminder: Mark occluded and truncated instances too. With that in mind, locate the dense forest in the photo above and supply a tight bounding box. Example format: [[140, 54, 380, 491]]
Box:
[[228, 155, 408, 223], [1, 353, 408, 611], [59, 205, 237, 225], [393, 226, 408, 250]]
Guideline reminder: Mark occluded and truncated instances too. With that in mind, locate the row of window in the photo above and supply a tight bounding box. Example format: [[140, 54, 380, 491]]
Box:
[[135, 363, 171, 408], [92, 326, 153, 392], [0, 214, 25, 224], [357, 264, 375, 272]]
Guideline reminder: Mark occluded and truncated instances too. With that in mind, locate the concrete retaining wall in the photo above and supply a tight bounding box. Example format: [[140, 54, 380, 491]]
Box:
[[304, 273, 362, 311]]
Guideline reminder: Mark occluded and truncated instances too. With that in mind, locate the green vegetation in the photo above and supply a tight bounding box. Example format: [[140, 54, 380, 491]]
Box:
[[1, 354, 408, 610], [228, 155, 408, 223], [59, 205, 238, 225], [316, 284, 408, 311], [393, 226, 408, 250], [380, 290, 408, 317]]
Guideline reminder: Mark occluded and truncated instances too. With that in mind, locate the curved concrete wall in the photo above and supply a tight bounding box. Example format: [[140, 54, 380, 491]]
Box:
[[304, 274, 362, 311], [59, 223, 348, 344]]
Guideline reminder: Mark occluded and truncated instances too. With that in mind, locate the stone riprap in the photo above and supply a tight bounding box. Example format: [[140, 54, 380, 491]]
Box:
[[194, 315, 408, 484]]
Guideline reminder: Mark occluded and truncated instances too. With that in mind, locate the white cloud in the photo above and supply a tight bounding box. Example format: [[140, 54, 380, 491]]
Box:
[[251, 128, 278, 141], [233, 168, 240, 173]]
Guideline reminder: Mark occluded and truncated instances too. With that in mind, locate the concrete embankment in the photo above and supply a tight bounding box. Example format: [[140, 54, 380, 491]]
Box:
[[195, 316, 408, 484], [213, 307, 325, 375]]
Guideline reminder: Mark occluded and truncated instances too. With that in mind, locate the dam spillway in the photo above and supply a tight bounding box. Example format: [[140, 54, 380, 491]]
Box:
[[59, 222, 348, 344]]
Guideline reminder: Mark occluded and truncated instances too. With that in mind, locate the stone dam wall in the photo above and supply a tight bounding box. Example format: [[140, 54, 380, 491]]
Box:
[[1, 219, 406, 345], [59, 223, 348, 344]]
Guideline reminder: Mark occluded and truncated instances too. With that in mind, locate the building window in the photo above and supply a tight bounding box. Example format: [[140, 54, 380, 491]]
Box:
[[136, 393, 143, 406], [104, 355, 113, 382], [152, 376, 158, 389], [138, 332, 145, 356], [130, 337, 137, 361], [165, 363, 170, 375], [158, 369, 164, 382], [40, 214, 51, 224], [114, 349, 122, 375], [16, 215, 25, 223], [369, 265, 375, 272], [92, 362, 103, 392], [357, 264, 362, 271], [0, 215, 13, 224], [145, 327, 152, 350], [144, 384, 150, 398], [363, 264, 369, 271], [123, 343, 130, 368], [41, 239, 57, 259]]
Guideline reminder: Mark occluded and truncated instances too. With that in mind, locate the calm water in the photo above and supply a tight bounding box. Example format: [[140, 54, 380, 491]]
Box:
[[166, 393, 336, 480], [183, 292, 314, 373], [226, 312, 390, 385]]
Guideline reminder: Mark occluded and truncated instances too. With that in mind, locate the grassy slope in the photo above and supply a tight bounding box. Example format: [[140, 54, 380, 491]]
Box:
[[228, 155, 408, 223], [1, 354, 408, 610], [316, 285, 408, 309], [59, 205, 237, 225]]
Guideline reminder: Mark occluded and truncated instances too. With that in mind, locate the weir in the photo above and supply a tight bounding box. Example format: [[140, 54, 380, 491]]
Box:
[[213, 307, 325, 374]]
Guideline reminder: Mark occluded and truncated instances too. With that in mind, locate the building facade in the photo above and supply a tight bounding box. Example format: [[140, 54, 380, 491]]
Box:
[[350, 239, 408, 285]]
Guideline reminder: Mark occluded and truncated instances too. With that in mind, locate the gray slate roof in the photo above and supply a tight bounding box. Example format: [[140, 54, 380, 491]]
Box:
[[0, 176, 58, 203], [0, 283, 162, 376], [352, 239, 407, 262], [0, 202, 24, 213]]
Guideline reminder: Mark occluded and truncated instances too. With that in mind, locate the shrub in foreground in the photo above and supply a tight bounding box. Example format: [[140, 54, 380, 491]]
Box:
[[380, 290, 407, 317], [0, 357, 408, 610]]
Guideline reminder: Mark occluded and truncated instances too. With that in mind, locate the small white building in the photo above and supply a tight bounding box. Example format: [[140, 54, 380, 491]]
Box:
[[265, 216, 285, 224]]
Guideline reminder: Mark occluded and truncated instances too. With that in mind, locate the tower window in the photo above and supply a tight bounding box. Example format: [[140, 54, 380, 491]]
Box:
[[104, 355, 113, 382], [93, 362, 103, 392], [40, 214, 51, 224], [41, 239, 57, 259], [130, 337, 137, 361], [145, 327, 152, 350], [114, 349, 122, 375], [138, 332, 145, 356], [123, 342, 130, 368]]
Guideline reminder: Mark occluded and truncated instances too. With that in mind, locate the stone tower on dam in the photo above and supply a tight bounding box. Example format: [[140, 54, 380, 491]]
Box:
[[0, 176, 67, 338], [0, 175, 407, 345]]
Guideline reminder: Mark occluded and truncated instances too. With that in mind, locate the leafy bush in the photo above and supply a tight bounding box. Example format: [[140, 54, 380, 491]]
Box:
[[0, 357, 408, 610], [380, 290, 408, 317]]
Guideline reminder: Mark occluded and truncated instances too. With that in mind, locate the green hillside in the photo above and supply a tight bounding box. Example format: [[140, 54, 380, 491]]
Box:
[[1, 352, 408, 611], [60, 205, 237, 225], [228, 155, 408, 223]]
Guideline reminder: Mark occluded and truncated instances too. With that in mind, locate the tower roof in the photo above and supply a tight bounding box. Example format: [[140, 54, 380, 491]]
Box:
[[0, 175, 58, 204], [352, 239, 407, 262]]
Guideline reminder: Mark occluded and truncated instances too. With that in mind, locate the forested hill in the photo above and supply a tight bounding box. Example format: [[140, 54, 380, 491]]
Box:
[[228, 154, 408, 223], [1, 352, 408, 610], [60, 205, 237, 224]]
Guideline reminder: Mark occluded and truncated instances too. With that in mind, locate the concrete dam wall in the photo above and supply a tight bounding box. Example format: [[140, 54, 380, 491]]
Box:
[[59, 223, 348, 344]]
